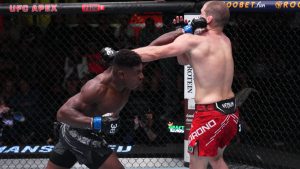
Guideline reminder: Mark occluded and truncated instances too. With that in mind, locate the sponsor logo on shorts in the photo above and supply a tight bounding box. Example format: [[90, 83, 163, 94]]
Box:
[[222, 101, 234, 109], [189, 120, 216, 141]]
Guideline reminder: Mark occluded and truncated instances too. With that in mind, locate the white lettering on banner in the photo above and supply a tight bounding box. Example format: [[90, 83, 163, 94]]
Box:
[[4, 146, 19, 153], [39, 145, 55, 153], [256, 1, 266, 8], [0, 145, 132, 154], [0, 146, 7, 153], [21, 146, 39, 153], [108, 145, 132, 153], [117, 146, 132, 152], [184, 65, 195, 99], [189, 120, 217, 141]]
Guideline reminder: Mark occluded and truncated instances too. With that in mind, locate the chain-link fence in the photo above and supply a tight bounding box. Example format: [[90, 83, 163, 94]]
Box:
[[223, 12, 300, 169], [0, 3, 300, 169]]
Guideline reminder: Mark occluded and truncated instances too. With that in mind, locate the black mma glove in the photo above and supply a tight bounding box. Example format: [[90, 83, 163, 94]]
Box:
[[100, 47, 118, 65], [183, 17, 207, 34], [191, 17, 207, 31], [102, 117, 120, 135]]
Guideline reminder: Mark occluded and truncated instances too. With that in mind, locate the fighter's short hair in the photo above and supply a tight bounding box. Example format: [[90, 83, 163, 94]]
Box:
[[112, 49, 142, 68], [204, 1, 230, 28]]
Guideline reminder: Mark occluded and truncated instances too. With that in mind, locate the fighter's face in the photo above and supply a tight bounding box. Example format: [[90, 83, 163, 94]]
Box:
[[123, 64, 144, 90]]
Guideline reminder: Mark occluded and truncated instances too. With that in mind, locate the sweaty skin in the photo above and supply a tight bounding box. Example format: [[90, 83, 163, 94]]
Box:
[[56, 65, 143, 129], [133, 31, 234, 104]]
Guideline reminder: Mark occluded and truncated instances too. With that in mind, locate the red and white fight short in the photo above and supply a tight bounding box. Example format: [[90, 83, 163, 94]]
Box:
[[188, 97, 239, 157]]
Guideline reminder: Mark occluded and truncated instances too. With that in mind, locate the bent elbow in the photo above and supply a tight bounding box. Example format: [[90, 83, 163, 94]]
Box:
[[56, 107, 67, 123]]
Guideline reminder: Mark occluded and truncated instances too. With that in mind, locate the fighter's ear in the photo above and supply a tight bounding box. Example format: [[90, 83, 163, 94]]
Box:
[[206, 15, 213, 24]]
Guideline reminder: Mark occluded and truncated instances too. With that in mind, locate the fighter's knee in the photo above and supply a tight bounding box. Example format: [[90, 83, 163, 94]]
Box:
[[209, 156, 227, 169], [213, 151, 223, 160]]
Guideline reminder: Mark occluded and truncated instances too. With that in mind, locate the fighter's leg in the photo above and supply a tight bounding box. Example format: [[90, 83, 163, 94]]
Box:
[[208, 147, 228, 169], [77, 143, 123, 169], [98, 152, 124, 169], [189, 145, 209, 169], [46, 142, 77, 169]]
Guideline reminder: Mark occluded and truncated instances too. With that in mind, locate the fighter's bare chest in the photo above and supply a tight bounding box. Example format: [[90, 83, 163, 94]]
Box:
[[93, 89, 130, 114]]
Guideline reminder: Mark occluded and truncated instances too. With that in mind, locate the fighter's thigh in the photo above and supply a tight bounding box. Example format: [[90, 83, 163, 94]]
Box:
[[210, 146, 226, 161], [47, 142, 77, 169], [190, 147, 209, 169], [98, 152, 124, 169]]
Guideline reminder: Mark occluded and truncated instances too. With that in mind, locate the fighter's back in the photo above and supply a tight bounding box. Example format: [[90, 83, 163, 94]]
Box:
[[189, 32, 234, 104]]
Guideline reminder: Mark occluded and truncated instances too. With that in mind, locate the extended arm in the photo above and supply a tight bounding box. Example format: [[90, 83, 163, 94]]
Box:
[[149, 29, 184, 46], [133, 34, 193, 62], [148, 29, 191, 65]]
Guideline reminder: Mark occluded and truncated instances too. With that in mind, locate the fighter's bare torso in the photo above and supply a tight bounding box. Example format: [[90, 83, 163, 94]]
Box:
[[63, 68, 131, 117], [184, 31, 235, 104]]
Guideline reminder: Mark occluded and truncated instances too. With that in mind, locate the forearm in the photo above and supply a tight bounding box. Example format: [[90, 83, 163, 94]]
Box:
[[133, 46, 162, 62], [149, 29, 183, 46], [134, 43, 179, 62], [56, 107, 92, 129]]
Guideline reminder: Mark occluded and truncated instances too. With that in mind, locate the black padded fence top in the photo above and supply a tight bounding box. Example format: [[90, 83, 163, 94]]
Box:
[[0, 1, 195, 14], [1, 1, 300, 15]]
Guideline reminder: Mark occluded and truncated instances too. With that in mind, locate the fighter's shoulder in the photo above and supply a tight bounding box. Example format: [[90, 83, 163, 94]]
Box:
[[224, 35, 232, 45], [81, 79, 108, 95], [176, 34, 205, 45], [177, 33, 199, 39], [78, 80, 107, 103]]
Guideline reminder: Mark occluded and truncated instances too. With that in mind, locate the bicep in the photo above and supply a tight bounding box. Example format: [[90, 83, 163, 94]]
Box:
[[161, 35, 192, 57]]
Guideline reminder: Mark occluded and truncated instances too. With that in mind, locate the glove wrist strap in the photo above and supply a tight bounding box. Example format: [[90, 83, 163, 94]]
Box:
[[92, 116, 102, 131]]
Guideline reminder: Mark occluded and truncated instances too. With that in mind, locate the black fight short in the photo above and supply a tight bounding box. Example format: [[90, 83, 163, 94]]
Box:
[[49, 123, 113, 169]]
